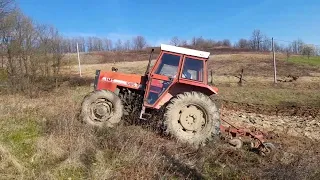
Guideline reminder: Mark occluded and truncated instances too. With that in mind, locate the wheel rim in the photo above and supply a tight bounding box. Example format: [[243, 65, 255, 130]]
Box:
[[178, 104, 207, 134], [89, 98, 114, 123], [260, 143, 276, 156]]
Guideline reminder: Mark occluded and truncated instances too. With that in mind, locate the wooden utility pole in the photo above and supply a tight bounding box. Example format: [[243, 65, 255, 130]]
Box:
[[272, 37, 277, 83], [210, 70, 213, 85], [77, 42, 82, 77]]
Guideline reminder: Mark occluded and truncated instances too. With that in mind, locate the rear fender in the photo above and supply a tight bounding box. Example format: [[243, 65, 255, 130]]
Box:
[[153, 83, 218, 109]]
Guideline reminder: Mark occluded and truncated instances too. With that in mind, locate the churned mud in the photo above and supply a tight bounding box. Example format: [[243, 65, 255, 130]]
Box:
[[221, 107, 320, 141], [222, 100, 320, 117]]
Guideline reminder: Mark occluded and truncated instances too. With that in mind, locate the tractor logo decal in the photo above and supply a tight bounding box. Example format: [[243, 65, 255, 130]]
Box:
[[102, 77, 142, 89], [102, 77, 113, 82]]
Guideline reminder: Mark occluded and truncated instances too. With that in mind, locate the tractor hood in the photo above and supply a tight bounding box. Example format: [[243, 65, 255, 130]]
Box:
[[94, 70, 146, 91]]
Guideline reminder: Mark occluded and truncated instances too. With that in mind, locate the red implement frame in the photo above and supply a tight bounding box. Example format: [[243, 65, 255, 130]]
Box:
[[219, 118, 268, 149], [217, 104, 274, 155]]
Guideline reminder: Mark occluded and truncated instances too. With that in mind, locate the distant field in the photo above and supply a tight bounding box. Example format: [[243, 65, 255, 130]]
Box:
[[288, 55, 320, 66], [64, 52, 320, 77], [61, 52, 320, 111]]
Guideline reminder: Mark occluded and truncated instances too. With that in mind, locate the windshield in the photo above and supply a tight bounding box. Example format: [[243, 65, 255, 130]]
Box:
[[155, 53, 181, 77]]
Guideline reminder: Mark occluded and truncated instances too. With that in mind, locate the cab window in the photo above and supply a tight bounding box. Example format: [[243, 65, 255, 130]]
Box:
[[155, 53, 181, 78], [181, 57, 204, 81]]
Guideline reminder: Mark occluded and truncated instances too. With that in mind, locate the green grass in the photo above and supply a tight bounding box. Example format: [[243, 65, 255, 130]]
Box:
[[288, 56, 320, 66], [0, 117, 41, 162]]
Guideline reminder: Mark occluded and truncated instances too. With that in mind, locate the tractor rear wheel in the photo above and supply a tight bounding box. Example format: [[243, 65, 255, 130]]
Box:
[[80, 90, 123, 128], [164, 91, 220, 146]]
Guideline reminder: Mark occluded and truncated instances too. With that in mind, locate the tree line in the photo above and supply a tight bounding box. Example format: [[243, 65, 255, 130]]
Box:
[[62, 35, 147, 53], [0, 0, 65, 93], [170, 30, 319, 57], [62, 31, 318, 59]]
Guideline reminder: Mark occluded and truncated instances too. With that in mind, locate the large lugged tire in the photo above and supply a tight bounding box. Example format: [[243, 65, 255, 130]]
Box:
[[80, 90, 123, 128], [164, 91, 220, 146]]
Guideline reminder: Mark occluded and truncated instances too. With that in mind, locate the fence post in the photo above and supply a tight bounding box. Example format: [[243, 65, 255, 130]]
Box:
[[272, 37, 277, 83], [77, 42, 82, 77]]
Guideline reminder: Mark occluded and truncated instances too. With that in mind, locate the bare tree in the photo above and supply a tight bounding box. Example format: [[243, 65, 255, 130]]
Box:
[[86, 36, 93, 52], [292, 39, 305, 54], [251, 29, 264, 51], [261, 36, 271, 51], [216, 40, 223, 47], [95, 37, 103, 51], [132, 35, 146, 50], [297, 39, 304, 54], [286, 47, 292, 61], [180, 40, 188, 46], [115, 39, 122, 51], [273, 42, 286, 52], [207, 39, 216, 47], [191, 36, 206, 49], [235, 39, 250, 48], [222, 39, 231, 47], [291, 40, 299, 54], [316, 47, 320, 56], [77, 36, 86, 52], [170, 36, 180, 46], [123, 40, 131, 51], [191, 37, 197, 46], [0, 0, 15, 20], [103, 38, 112, 51], [0, 8, 66, 94], [132, 36, 146, 50], [302, 45, 315, 59]]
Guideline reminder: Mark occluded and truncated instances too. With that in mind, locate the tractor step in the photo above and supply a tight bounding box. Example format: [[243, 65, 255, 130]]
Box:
[[139, 106, 152, 120]]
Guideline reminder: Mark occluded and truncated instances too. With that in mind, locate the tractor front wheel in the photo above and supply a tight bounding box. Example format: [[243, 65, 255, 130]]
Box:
[[164, 91, 220, 146], [80, 90, 123, 128]]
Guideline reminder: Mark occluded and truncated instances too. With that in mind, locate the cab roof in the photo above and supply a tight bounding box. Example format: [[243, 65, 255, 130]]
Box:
[[160, 44, 210, 59]]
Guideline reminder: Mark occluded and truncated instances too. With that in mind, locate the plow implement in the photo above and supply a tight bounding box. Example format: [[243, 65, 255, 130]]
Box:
[[219, 117, 276, 156]]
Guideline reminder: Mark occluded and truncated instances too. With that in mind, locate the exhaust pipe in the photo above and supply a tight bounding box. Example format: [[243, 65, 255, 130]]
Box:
[[145, 48, 154, 76]]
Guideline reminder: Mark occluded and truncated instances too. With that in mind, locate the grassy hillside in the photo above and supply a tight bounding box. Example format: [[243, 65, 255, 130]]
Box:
[[0, 85, 319, 179], [288, 55, 320, 66]]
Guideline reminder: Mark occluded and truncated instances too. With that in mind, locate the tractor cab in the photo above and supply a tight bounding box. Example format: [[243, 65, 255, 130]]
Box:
[[142, 44, 218, 110]]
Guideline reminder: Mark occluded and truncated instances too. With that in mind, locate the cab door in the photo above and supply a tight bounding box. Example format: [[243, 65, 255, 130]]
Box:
[[144, 51, 183, 107]]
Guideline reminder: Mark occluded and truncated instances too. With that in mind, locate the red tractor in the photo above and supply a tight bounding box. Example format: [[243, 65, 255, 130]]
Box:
[[80, 44, 275, 154]]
